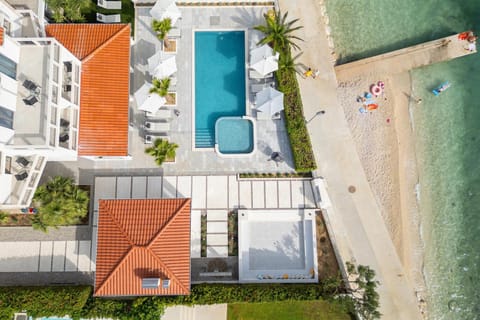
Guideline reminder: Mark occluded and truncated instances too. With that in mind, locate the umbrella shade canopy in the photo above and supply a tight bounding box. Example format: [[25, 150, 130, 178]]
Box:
[[134, 82, 151, 107], [135, 82, 166, 113], [250, 44, 279, 76], [256, 87, 284, 116], [148, 53, 177, 79], [150, 0, 181, 26], [139, 94, 167, 114]]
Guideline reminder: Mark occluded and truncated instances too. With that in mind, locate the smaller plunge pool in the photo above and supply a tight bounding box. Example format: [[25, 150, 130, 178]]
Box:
[[215, 117, 255, 156]]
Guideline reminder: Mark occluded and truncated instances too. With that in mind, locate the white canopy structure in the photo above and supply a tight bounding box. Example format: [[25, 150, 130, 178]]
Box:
[[250, 44, 279, 76], [255, 87, 284, 116], [150, 0, 182, 26], [134, 82, 166, 114], [147, 52, 177, 79]]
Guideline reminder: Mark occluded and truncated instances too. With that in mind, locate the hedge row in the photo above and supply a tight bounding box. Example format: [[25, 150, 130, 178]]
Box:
[[276, 58, 317, 172], [0, 281, 350, 319]]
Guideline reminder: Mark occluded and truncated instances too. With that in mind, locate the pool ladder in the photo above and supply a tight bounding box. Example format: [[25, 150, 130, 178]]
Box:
[[195, 128, 215, 148]]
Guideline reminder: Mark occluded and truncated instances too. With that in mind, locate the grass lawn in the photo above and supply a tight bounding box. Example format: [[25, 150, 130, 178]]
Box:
[[227, 300, 353, 320]]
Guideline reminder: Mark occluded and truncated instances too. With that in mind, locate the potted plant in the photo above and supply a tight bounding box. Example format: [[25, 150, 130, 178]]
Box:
[[145, 138, 178, 166], [152, 17, 172, 48], [150, 77, 170, 97]]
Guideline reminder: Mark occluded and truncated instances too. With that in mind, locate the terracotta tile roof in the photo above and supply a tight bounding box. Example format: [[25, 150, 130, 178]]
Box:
[[0, 27, 4, 46], [94, 199, 191, 297], [45, 24, 130, 156]]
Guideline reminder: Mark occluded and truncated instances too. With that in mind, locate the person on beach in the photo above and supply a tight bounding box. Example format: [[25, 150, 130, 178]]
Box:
[[304, 68, 313, 78], [312, 69, 320, 79]]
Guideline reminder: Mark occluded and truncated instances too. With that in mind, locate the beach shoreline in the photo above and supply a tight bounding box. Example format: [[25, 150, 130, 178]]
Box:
[[334, 71, 428, 316]]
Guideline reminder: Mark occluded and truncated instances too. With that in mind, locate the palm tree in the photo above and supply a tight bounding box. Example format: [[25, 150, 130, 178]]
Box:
[[46, 0, 91, 22], [32, 176, 89, 232], [145, 138, 178, 166], [254, 9, 303, 53], [150, 78, 171, 97], [152, 18, 172, 47], [278, 51, 303, 75]]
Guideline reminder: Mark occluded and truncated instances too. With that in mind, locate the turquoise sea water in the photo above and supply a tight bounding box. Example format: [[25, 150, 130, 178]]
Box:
[[194, 31, 246, 148], [325, 1, 480, 319]]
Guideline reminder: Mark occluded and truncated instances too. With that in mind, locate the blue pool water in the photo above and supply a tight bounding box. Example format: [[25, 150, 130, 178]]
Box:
[[194, 31, 246, 148], [215, 117, 254, 154]]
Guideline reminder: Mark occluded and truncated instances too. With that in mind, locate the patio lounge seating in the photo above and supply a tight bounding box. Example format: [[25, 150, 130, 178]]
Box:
[[15, 170, 28, 181], [59, 133, 69, 143], [145, 134, 168, 144], [97, 0, 122, 9], [144, 121, 170, 133], [22, 79, 40, 94], [16, 157, 30, 167], [145, 108, 173, 120], [23, 95, 39, 106], [96, 13, 121, 23], [249, 69, 273, 80]]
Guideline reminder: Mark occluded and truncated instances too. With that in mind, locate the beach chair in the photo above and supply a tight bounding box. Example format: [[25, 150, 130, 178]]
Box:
[[145, 133, 169, 144], [96, 13, 121, 23], [144, 121, 170, 133], [145, 108, 173, 120]]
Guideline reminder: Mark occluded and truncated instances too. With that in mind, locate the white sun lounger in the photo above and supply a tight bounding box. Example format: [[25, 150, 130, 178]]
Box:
[[145, 121, 170, 133], [145, 108, 172, 120]]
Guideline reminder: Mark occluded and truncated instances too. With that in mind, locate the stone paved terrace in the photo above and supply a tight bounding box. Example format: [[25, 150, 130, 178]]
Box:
[[120, 4, 296, 174]]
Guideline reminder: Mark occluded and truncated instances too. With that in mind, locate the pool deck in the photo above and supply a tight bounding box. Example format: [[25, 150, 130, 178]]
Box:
[[126, 5, 295, 174]]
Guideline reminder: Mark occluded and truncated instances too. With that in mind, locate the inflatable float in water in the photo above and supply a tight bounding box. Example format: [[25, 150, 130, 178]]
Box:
[[432, 81, 451, 96]]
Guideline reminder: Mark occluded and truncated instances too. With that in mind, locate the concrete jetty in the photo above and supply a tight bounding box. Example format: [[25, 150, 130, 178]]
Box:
[[335, 33, 477, 80]]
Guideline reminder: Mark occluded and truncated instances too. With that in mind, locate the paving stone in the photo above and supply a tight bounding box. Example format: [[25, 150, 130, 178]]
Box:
[[64, 241, 78, 272], [207, 221, 228, 233], [94, 177, 116, 210], [207, 246, 228, 257], [278, 181, 291, 208], [116, 176, 132, 199], [265, 181, 278, 208], [132, 176, 147, 199], [52, 241, 66, 272], [147, 176, 162, 198], [291, 180, 305, 208], [177, 176, 192, 198], [207, 210, 227, 221], [192, 176, 207, 208], [206, 176, 228, 208], [77, 241, 92, 272], [163, 176, 177, 198], [207, 234, 228, 246], [303, 180, 316, 208], [0, 242, 40, 272], [39, 241, 53, 272], [252, 181, 265, 208], [190, 210, 202, 258], [228, 175, 239, 209], [238, 181, 252, 208]]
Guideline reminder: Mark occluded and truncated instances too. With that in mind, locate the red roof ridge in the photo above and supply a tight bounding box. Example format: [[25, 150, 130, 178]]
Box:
[[147, 198, 191, 249], [82, 24, 130, 63]]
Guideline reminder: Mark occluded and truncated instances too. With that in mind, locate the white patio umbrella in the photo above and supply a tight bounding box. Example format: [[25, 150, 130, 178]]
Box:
[[134, 82, 166, 113], [148, 53, 177, 79], [150, 0, 182, 26], [255, 87, 284, 116], [250, 44, 279, 76]]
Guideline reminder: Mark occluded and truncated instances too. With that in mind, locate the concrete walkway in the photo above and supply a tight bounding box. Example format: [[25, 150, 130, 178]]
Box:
[[161, 304, 227, 320], [277, 0, 423, 319]]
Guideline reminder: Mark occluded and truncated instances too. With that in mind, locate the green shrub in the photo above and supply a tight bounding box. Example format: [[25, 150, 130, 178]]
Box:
[[276, 59, 317, 172], [0, 286, 91, 319]]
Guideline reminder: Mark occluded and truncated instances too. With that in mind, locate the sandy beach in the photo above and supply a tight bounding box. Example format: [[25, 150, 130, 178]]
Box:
[[335, 71, 428, 314]]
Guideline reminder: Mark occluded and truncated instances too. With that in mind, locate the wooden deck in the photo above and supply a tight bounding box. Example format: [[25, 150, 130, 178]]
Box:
[[335, 33, 477, 80]]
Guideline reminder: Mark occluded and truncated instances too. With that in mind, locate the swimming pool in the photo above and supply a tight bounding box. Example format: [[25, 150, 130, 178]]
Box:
[[215, 117, 255, 155], [194, 31, 246, 148]]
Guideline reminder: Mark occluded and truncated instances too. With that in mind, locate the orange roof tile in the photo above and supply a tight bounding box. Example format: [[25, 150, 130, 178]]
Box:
[[0, 27, 4, 46], [46, 24, 130, 156], [94, 199, 191, 297]]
